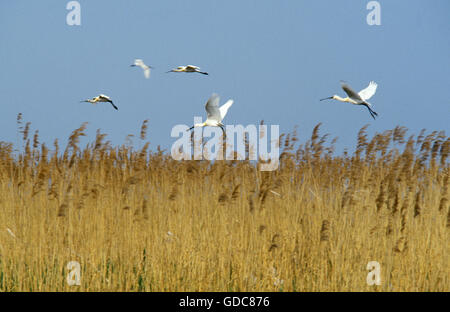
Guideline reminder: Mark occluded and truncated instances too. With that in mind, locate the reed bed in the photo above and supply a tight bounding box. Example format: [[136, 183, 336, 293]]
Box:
[[0, 117, 448, 291]]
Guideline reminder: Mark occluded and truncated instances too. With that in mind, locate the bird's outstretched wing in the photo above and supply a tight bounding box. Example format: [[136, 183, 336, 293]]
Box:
[[340, 82, 362, 101], [98, 94, 111, 101], [205, 93, 221, 121], [98, 94, 117, 110], [358, 81, 378, 101], [186, 65, 200, 71], [143, 68, 150, 79], [134, 59, 144, 67], [132, 59, 150, 78], [219, 99, 234, 121]]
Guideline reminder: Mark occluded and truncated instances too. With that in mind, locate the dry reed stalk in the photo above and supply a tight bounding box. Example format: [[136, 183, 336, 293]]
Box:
[[259, 225, 266, 234], [414, 191, 421, 218], [376, 182, 387, 212], [268, 234, 280, 252], [447, 208, 450, 228], [248, 194, 255, 212], [439, 174, 449, 212], [218, 193, 228, 203], [22, 122, 31, 142], [439, 138, 449, 166], [57, 184, 71, 217], [168, 184, 178, 201], [320, 220, 330, 243], [142, 198, 149, 220], [32, 130, 39, 149], [386, 216, 393, 236], [394, 236, 408, 253], [140, 119, 149, 140], [68, 122, 88, 153], [231, 184, 241, 201], [389, 190, 400, 216]]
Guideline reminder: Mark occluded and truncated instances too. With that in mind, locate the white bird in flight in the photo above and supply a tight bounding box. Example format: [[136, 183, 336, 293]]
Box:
[[167, 65, 208, 75], [187, 93, 234, 135], [130, 59, 152, 79], [81, 94, 118, 110], [320, 81, 378, 119]]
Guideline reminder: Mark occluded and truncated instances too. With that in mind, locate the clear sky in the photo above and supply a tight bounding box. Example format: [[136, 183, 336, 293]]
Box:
[[1, 1, 449, 155]]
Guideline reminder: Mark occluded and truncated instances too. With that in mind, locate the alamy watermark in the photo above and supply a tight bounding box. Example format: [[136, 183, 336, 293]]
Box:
[[171, 118, 280, 171], [66, 261, 81, 286], [366, 1, 381, 26], [66, 1, 81, 26], [366, 261, 381, 286]]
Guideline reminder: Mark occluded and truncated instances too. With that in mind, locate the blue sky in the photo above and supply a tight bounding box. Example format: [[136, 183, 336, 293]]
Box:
[[0, 1, 449, 154]]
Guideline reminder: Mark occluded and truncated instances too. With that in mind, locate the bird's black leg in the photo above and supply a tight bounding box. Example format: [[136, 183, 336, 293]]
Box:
[[365, 104, 377, 120], [219, 125, 226, 138]]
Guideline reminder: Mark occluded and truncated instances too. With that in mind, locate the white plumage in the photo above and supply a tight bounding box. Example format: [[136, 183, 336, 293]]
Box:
[[81, 94, 118, 110], [187, 93, 234, 134], [131, 59, 151, 79], [320, 81, 379, 119], [167, 65, 208, 75]]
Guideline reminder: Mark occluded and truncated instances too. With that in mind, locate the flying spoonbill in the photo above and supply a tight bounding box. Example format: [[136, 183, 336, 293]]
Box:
[[130, 59, 152, 79], [167, 65, 208, 75], [320, 81, 378, 119], [187, 93, 233, 135], [81, 94, 118, 110]]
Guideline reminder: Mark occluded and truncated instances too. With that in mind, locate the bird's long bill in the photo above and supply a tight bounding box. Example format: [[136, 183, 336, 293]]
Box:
[[186, 125, 195, 132], [166, 70, 173, 73], [320, 96, 333, 101]]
